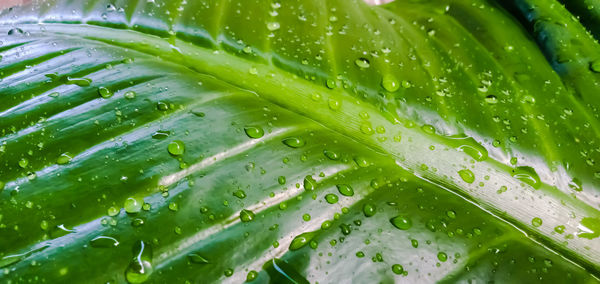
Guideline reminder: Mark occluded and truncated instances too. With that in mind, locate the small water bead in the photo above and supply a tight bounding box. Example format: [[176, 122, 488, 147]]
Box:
[[168, 202, 179, 211], [401, 80, 411, 88], [363, 203, 376, 217], [411, 239, 419, 248], [484, 95, 498, 104], [355, 58, 370, 69], [156, 101, 169, 111], [554, 225, 565, 234], [328, 98, 341, 110], [244, 126, 264, 139], [326, 79, 337, 89], [325, 194, 339, 204], [107, 206, 120, 216], [390, 216, 412, 230], [392, 264, 404, 275], [382, 74, 400, 92], [224, 268, 234, 277], [98, 87, 113, 98], [302, 214, 311, 221], [66, 77, 92, 87], [446, 210, 456, 219], [458, 169, 475, 183], [277, 176, 286, 185], [568, 178, 582, 192], [246, 270, 258, 282], [336, 184, 354, 196], [356, 251, 365, 258], [124, 91, 137, 99], [124, 197, 142, 213], [532, 217, 543, 227], [266, 22, 280, 31], [437, 252, 448, 262], [18, 158, 28, 168], [240, 209, 255, 222], [56, 153, 73, 165], [233, 190, 246, 199], [282, 137, 305, 148], [168, 140, 185, 156]]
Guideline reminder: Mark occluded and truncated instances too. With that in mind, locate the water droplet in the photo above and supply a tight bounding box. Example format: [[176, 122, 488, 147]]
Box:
[[168, 140, 185, 156], [568, 178, 582, 192], [267, 22, 280, 31], [48, 92, 59, 98], [411, 239, 419, 248], [437, 252, 448, 262], [590, 60, 600, 73], [363, 203, 376, 217], [326, 79, 337, 89], [125, 241, 153, 283], [151, 130, 170, 139], [353, 156, 369, 168], [304, 175, 317, 191], [355, 58, 370, 68], [323, 149, 339, 160], [124, 91, 137, 99], [445, 135, 488, 161], [7, 28, 24, 35], [187, 253, 209, 264], [233, 190, 246, 199], [240, 209, 255, 222], [554, 225, 565, 234], [391, 264, 404, 275], [382, 74, 400, 92], [56, 152, 73, 165], [289, 231, 317, 251], [277, 176, 286, 185], [511, 166, 541, 189], [98, 87, 113, 98], [336, 184, 354, 196], [244, 126, 264, 139], [458, 169, 475, 183], [531, 217, 543, 227], [224, 268, 234, 277], [446, 210, 456, 219], [578, 217, 600, 239], [107, 206, 120, 217], [18, 158, 28, 168], [390, 216, 412, 230], [246, 270, 258, 282], [484, 95, 498, 104], [156, 101, 169, 111], [262, 258, 309, 284], [124, 197, 142, 213], [328, 98, 341, 110], [90, 236, 120, 248], [325, 193, 339, 204], [282, 137, 305, 148]]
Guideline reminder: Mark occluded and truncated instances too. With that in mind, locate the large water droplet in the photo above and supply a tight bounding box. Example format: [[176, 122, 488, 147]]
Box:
[[244, 126, 264, 139], [390, 216, 412, 230], [282, 137, 305, 148], [289, 231, 317, 251], [240, 209, 255, 222], [168, 140, 185, 156], [355, 58, 370, 68], [458, 169, 475, 183], [336, 184, 354, 196], [125, 241, 153, 284], [511, 166, 541, 189], [382, 74, 400, 92]]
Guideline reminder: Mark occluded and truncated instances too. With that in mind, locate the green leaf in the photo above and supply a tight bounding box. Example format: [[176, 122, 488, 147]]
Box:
[[0, 0, 599, 282]]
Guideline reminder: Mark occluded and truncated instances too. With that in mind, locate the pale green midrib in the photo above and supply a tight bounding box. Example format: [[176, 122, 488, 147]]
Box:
[[9, 23, 600, 271]]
